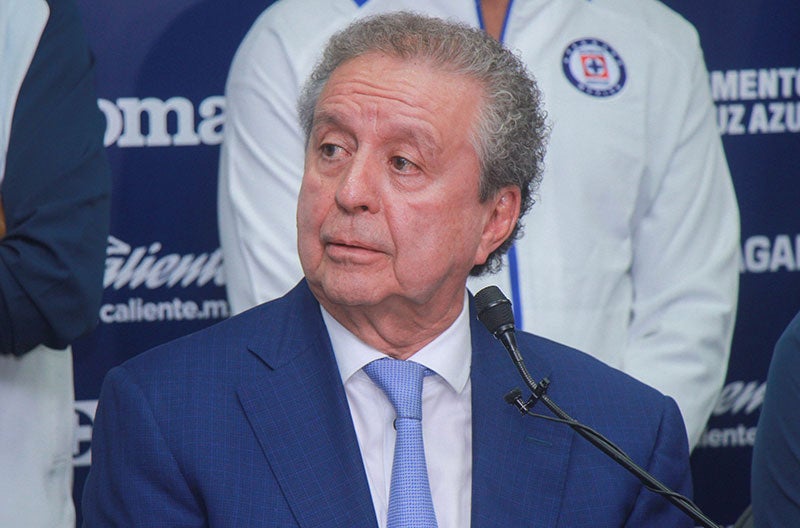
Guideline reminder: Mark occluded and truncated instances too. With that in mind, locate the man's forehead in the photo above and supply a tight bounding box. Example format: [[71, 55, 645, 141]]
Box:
[[321, 52, 480, 106], [311, 103, 439, 147], [311, 54, 481, 144]]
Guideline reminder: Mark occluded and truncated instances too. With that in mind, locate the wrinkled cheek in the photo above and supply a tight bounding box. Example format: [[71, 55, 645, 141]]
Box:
[[297, 188, 323, 273], [394, 229, 442, 279], [296, 190, 312, 232], [297, 175, 329, 228]]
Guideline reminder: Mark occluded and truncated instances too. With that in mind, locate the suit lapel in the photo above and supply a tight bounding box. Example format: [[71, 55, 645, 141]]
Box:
[[469, 304, 574, 528], [237, 283, 378, 528]]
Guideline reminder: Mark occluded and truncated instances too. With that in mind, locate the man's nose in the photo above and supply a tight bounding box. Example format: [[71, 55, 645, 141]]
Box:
[[335, 154, 381, 214]]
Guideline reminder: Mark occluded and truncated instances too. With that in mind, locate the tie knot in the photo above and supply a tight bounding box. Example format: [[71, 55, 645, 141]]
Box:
[[363, 358, 428, 420]]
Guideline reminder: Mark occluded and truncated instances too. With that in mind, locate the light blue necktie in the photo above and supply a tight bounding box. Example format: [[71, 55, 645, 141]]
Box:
[[363, 358, 438, 528]]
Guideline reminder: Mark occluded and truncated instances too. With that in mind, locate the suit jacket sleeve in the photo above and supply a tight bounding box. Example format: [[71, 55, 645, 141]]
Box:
[[82, 365, 206, 527], [0, 0, 111, 355], [624, 395, 695, 526], [751, 311, 800, 526]]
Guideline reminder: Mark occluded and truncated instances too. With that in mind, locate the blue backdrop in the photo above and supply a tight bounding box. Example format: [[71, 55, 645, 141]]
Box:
[[71, 1, 800, 525], [662, 0, 800, 523]]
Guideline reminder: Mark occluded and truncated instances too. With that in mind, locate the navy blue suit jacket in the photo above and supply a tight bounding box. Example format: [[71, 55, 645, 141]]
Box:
[[83, 281, 693, 527]]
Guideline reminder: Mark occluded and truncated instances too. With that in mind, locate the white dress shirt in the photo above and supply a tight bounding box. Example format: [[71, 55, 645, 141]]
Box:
[[322, 294, 472, 528]]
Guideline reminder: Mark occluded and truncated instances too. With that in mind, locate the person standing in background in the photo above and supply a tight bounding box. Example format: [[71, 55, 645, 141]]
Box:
[[218, 0, 740, 449], [0, 0, 111, 525]]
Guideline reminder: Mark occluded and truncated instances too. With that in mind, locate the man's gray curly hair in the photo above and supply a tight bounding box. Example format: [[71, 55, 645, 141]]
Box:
[[298, 11, 548, 275]]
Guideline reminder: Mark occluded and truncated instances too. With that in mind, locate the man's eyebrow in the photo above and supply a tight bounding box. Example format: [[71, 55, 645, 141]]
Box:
[[391, 126, 438, 157], [311, 108, 442, 157], [311, 110, 346, 133]]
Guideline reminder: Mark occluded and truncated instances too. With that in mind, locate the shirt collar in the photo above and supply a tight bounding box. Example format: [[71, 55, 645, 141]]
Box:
[[322, 290, 472, 394]]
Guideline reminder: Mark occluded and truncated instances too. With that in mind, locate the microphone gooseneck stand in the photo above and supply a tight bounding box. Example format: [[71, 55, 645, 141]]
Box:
[[474, 286, 722, 528]]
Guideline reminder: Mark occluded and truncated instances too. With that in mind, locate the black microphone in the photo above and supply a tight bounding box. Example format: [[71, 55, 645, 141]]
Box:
[[474, 285, 515, 335], [474, 285, 722, 528], [475, 286, 549, 404]]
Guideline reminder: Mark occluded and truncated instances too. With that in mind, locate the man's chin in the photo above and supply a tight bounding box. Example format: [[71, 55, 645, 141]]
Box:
[[307, 275, 384, 309]]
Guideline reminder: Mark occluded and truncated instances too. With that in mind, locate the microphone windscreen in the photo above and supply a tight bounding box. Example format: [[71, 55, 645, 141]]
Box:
[[475, 285, 515, 334]]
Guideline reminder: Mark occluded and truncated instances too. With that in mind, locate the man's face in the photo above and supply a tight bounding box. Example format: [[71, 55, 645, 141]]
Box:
[[297, 52, 517, 318]]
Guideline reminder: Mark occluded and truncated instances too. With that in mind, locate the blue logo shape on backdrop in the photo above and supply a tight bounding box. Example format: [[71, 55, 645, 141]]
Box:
[[562, 38, 627, 97]]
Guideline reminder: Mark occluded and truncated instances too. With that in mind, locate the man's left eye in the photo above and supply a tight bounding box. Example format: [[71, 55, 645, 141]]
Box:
[[390, 156, 416, 172]]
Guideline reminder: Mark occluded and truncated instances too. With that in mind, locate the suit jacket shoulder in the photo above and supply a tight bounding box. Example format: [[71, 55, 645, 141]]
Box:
[[83, 281, 379, 527], [469, 302, 694, 527]]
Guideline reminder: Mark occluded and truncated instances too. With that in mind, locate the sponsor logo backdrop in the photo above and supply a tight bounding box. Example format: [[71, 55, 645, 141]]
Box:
[[71, 0, 273, 520], [72, 0, 799, 525]]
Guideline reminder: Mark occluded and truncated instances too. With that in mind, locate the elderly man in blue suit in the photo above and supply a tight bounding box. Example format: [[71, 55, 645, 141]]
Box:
[[83, 12, 694, 527]]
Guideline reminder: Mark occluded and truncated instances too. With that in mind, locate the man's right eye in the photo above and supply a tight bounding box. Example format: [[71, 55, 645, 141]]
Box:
[[320, 143, 342, 158]]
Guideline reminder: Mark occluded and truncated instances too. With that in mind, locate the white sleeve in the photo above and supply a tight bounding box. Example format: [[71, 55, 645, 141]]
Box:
[[218, 14, 306, 314], [625, 35, 740, 449]]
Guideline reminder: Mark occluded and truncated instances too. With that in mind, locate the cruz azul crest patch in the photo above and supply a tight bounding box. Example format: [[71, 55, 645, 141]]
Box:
[[562, 38, 626, 97]]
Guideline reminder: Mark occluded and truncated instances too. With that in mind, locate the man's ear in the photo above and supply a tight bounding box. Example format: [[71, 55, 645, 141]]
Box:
[[474, 186, 521, 266]]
